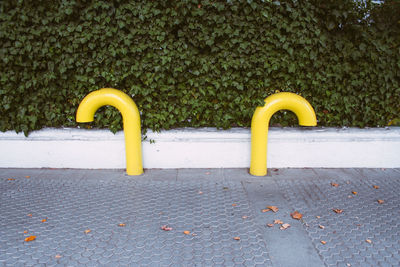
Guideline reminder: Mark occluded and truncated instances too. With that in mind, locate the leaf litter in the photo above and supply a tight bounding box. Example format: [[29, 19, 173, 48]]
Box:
[[161, 225, 172, 231], [290, 211, 303, 220]]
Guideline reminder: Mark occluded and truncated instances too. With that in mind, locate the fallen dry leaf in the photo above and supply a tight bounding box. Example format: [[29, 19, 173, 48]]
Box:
[[267, 206, 279, 213], [366, 239, 372, 244], [290, 211, 303, 220], [118, 223, 126, 227], [183, 231, 190, 235], [233, 236, 240, 240], [41, 219, 47, 223], [352, 191, 357, 195], [261, 209, 270, 213], [373, 185, 379, 189], [23, 230, 28, 234], [321, 240, 327, 245], [377, 199, 384, 204], [27, 214, 32, 217], [25, 176, 30, 178], [84, 229, 91, 234], [55, 254, 62, 259], [331, 182, 339, 187], [274, 219, 283, 225], [333, 209, 343, 214], [25, 236, 36, 242], [232, 204, 237, 207], [316, 216, 321, 219], [161, 225, 172, 231], [7, 178, 15, 181], [267, 223, 274, 227], [319, 225, 325, 229], [280, 223, 291, 230]]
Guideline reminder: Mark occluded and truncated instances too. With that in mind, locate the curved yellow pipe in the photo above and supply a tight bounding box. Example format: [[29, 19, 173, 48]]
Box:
[[76, 88, 143, 175], [250, 92, 317, 176]]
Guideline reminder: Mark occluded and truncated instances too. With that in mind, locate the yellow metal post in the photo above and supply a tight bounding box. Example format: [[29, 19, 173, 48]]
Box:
[[250, 92, 317, 176], [76, 88, 143, 175]]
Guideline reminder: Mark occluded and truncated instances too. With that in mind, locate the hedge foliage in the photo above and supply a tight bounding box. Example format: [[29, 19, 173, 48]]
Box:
[[1, 0, 399, 135]]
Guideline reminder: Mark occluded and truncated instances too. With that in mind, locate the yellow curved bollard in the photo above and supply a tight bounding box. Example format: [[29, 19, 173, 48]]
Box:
[[250, 92, 317, 176], [76, 88, 143, 175]]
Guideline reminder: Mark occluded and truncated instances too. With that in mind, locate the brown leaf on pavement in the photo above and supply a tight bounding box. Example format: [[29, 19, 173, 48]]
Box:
[[232, 204, 237, 207], [373, 185, 379, 189], [84, 229, 91, 234], [25, 236, 36, 242], [331, 182, 339, 187], [366, 239, 372, 244], [333, 209, 343, 214], [274, 219, 283, 225], [352, 191, 357, 195], [183, 231, 190, 235], [7, 178, 15, 181], [321, 240, 327, 245], [161, 225, 172, 231], [267, 223, 274, 227], [261, 209, 270, 213], [55, 254, 62, 259], [23, 230, 28, 234], [377, 199, 384, 204], [290, 211, 303, 220], [25, 176, 30, 178], [319, 225, 325, 229], [118, 223, 126, 227], [233, 236, 240, 240], [280, 223, 291, 230], [267, 206, 279, 213], [41, 219, 47, 223]]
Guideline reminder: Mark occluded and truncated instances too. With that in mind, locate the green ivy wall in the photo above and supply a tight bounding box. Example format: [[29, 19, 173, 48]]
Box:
[[1, 0, 399, 135]]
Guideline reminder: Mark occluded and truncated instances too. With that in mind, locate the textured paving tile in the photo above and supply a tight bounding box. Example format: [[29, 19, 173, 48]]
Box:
[[0, 171, 271, 266], [1, 168, 399, 266], [274, 169, 400, 267]]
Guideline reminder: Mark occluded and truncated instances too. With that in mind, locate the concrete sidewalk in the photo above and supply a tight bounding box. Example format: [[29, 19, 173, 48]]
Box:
[[1, 168, 399, 266]]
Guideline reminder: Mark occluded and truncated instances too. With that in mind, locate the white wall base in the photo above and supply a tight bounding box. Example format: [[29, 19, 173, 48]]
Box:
[[0, 127, 399, 169]]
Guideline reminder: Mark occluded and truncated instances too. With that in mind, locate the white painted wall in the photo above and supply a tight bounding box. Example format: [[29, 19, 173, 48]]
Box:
[[0, 127, 399, 169]]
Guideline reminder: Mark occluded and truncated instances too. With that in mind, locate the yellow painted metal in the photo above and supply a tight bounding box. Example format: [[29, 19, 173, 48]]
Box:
[[76, 88, 143, 175], [250, 92, 317, 176]]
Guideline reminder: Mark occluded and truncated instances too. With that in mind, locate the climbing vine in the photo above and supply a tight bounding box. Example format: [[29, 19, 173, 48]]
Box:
[[1, 0, 399, 135]]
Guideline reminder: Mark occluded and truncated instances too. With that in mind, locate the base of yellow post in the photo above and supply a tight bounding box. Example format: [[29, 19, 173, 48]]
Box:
[[126, 168, 144, 176], [249, 168, 267, 176]]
